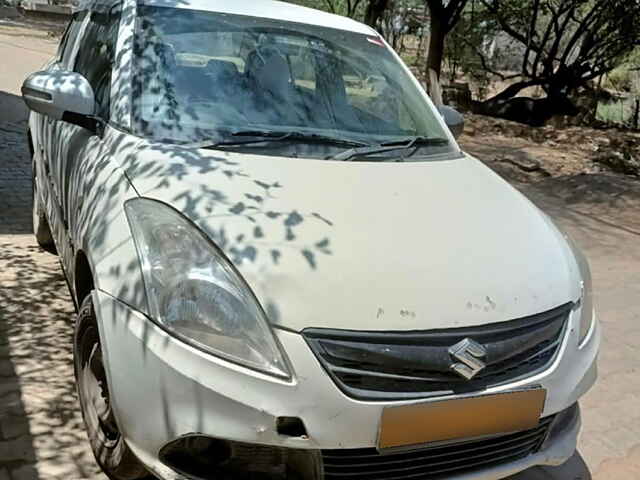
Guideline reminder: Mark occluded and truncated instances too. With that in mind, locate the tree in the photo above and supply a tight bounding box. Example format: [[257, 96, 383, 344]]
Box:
[[424, 0, 470, 84], [325, 0, 367, 17], [364, 0, 390, 27], [473, 0, 640, 125], [443, 1, 496, 89]]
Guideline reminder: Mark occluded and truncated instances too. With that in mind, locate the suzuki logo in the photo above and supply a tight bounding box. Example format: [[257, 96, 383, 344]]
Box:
[[448, 338, 487, 380]]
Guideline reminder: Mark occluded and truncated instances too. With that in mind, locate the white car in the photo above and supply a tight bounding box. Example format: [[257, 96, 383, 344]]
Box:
[[22, 1, 599, 479]]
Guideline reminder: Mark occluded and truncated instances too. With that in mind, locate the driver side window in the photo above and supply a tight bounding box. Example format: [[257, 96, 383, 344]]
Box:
[[73, 6, 121, 121], [58, 12, 86, 69]]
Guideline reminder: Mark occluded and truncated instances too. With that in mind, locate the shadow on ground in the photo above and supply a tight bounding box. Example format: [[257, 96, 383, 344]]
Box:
[[0, 91, 28, 123], [464, 140, 554, 183], [0, 91, 32, 235], [0, 239, 104, 479], [509, 452, 592, 479], [521, 173, 640, 260], [0, 312, 39, 479], [1, 90, 103, 477]]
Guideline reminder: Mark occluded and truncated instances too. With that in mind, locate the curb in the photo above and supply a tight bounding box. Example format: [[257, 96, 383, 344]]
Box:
[[19, 1, 71, 16], [0, 6, 21, 18]]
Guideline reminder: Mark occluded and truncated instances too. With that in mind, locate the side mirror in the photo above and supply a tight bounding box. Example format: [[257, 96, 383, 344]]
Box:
[[439, 105, 464, 139], [22, 70, 97, 130]]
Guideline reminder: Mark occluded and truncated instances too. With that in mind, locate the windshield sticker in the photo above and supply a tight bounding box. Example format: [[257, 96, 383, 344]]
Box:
[[367, 36, 385, 47]]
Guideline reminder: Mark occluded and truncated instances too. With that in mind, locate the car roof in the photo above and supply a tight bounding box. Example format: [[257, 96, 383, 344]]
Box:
[[76, 0, 377, 36]]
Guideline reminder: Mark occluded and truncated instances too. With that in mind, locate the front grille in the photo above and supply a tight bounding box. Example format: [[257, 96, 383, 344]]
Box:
[[322, 415, 555, 480], [304, 303, 571, 400]]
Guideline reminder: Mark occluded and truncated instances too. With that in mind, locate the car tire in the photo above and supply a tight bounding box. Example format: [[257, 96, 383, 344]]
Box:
[[74, 295, 149, 480], [32, 166, 57, 254]]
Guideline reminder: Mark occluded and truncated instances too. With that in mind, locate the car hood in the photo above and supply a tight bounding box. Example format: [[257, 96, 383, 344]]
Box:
[[121, 141, 580, 332]]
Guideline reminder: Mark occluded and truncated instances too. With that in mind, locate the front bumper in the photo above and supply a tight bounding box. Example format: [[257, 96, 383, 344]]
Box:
[[93, 290, 599, 480]]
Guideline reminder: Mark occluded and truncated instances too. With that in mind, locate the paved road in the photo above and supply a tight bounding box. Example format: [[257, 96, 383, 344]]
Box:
[[1, 18, 639, 480], [518, 179, 640, 479], [0, 20, 107, 480]]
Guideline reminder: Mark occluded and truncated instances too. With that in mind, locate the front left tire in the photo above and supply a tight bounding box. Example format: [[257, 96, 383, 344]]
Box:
[[73, 295, 149, 480], [32, 164, 57, 254]]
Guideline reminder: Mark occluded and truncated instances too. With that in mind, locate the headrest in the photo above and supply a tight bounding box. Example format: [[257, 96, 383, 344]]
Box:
[[245, 46, 292, 99], [206, 59, 239, 80]]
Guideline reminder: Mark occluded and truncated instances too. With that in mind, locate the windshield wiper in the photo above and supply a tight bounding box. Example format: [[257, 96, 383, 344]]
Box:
[[203, 130, 370, 148], [329, 136, 449, 162]]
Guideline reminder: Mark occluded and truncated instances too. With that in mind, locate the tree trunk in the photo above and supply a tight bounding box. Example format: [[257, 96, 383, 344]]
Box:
[[417, 4, 429, 55], [364, 0, 389, 28], [470, 78, 584, 126], [426, 14, 446, 82], [482, 80, 540, 104]]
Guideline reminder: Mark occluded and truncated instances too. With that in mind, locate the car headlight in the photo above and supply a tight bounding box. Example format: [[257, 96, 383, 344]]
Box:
[[125, 198, 290, 378], [567, 235, 594, 345]]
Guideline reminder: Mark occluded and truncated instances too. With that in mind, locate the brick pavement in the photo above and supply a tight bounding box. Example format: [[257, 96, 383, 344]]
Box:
[[0, 111, 105, 479], [0, 23, 112, 477], [0, 120, 32, 235]]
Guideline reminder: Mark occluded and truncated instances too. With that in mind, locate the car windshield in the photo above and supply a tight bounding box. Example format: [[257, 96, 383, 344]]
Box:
[[132, 6, 455, 159]]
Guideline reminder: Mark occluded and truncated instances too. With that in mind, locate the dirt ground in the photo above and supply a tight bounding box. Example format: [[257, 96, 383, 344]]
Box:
[[462, 114, 640, 180], [1, 15, 639, 480]]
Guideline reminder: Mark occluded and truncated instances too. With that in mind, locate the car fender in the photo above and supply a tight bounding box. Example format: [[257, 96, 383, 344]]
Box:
[[68, 126, 146, 313]]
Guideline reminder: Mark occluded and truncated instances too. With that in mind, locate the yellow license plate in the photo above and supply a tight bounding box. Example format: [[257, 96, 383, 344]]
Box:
[[378, 388, 546, 449]]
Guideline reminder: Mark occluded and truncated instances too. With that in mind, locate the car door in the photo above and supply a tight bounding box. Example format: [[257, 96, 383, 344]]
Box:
[[50, 4, 122, 273], [35, 12, 86, 240]]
